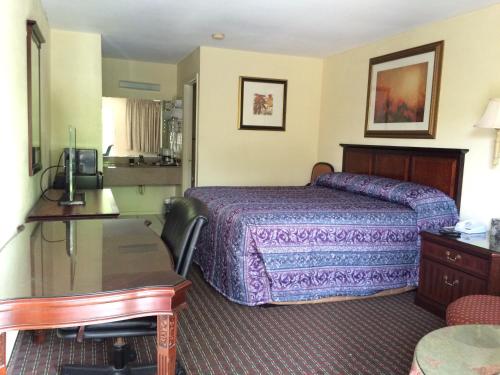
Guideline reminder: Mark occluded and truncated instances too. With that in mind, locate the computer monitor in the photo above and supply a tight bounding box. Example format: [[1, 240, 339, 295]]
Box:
[[59, 127, 86, 206]]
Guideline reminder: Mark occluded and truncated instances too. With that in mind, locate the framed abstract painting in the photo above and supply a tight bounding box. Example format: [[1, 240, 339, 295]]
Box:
[[364, 41, 444, 138], [238, 77, 287, 131]]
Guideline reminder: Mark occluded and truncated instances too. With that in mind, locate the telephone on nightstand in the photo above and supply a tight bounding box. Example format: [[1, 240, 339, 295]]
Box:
[[455, 220, 487, 234]]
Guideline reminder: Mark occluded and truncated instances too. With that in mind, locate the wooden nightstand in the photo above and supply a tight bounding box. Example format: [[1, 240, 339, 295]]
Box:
[[415, 231, 500, 317]]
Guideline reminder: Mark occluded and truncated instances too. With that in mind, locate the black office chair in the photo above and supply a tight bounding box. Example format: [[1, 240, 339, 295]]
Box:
[[103, 144, 114, 157], [57, 197, 208, 375]]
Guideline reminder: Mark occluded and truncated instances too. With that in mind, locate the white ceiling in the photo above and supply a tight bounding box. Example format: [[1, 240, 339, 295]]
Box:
[[42, 0, 500, 64]]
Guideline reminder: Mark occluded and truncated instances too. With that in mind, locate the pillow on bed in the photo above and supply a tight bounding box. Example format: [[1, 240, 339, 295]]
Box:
[[314, 172, 459, 230]]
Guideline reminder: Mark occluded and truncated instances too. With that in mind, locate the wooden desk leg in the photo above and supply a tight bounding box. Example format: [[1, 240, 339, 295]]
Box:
[[0, 332, 6, 375], [157, 313, 178, 375]]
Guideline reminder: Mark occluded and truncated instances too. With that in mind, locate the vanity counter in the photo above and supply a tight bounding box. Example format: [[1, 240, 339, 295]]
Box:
[[103, 164, 181, 186]]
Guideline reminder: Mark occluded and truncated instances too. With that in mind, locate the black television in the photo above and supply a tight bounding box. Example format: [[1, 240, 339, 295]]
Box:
[[59, 127, 86, 206], [63, 148, 98, 175]]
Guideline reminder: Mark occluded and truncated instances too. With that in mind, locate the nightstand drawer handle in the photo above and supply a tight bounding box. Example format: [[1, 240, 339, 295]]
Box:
[[445, 251, 462, 263], [443, 275, 459, 287]]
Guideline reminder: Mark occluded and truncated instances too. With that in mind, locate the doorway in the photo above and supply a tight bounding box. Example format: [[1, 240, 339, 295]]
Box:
[[190, 82, 197, 188], [182, 76, 199, 192]]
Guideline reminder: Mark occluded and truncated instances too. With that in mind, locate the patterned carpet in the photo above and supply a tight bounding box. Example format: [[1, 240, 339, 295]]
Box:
[[8, 266, 444, 375]]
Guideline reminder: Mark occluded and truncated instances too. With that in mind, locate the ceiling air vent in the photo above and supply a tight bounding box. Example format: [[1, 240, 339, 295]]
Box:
[[119, 80, 160, 92]]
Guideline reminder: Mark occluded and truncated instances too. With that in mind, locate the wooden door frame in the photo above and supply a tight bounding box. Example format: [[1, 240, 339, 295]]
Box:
[[182, 75, 199, 192]]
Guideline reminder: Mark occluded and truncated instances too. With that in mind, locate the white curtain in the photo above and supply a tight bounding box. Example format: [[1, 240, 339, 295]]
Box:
[[126, 99, 161, 154]]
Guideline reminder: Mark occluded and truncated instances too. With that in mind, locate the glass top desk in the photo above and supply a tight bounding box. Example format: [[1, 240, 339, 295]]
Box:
[[0, 219, 190, 375], [26, 189, 120, 222]]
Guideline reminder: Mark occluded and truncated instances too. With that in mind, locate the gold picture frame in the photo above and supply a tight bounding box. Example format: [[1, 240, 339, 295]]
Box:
[[364, 41, 444, 139]]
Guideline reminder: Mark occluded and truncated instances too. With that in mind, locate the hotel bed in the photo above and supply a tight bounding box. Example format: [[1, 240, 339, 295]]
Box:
[[186, 145, 468, 306]]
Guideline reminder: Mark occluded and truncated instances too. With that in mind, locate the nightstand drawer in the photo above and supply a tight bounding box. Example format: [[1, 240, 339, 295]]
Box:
[[418, 258, 487, 306], [421, 240, 489, 277], [416, 231, 500, 317]]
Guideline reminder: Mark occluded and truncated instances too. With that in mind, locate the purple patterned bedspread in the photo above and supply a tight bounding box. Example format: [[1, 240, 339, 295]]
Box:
[[185, 173, 458, 305]]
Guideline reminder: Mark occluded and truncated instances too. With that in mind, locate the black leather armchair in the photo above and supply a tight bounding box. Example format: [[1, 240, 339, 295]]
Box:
[[58, 197, 208, 375]]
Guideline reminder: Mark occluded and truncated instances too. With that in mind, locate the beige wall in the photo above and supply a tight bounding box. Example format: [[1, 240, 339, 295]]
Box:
[[102, 57, 177, 100], [318, 5, 500, 225], [50, 29, 102, 164], [197, 46, 323, 186], [177, 48, 200, 95], [0, 0, 51, 360]]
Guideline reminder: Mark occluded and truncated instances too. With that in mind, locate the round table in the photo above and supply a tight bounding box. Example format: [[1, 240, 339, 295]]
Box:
[[410, 325, 500, 375]]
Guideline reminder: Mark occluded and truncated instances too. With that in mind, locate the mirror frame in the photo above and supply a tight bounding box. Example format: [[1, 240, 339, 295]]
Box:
[[27, 20, 45, 176]]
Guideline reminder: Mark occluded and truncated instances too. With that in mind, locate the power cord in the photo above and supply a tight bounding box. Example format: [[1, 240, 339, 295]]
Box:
[[40, 166, 62, 201], [41, 222, 65, 243], [0, 225, 25, 253], [39, 151, 65, 201]]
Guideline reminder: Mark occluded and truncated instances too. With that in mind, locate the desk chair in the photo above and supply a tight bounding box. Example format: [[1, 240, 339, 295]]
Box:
[[308, 162, 334, 185], [103, 145, 113, 157], [58, 197, 208, 375]]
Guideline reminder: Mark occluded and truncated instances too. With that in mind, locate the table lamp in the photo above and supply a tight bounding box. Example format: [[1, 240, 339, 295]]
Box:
[[475, 98, 500, 166]]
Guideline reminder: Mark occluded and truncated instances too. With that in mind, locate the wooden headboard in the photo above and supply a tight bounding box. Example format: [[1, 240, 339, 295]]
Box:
[[340, 144, 468, 208]]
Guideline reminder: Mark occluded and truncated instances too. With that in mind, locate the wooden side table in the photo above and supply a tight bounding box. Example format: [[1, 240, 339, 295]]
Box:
[[415, 231, 500, 317]]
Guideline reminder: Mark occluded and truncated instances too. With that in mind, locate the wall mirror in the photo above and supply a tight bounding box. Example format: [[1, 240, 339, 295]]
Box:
[[27, 20, 45, 176], [101, 97, 183, 163]]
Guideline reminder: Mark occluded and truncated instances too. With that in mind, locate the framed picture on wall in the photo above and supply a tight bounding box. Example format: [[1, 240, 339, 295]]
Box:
[[238, 77, 287, 131], [364, 41, 444, 139]]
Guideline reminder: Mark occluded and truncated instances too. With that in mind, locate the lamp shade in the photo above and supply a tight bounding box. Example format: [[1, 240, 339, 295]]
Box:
[[475, 98, 500, 129]]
